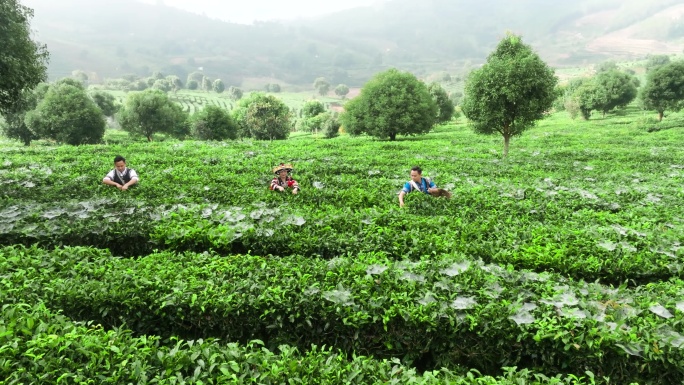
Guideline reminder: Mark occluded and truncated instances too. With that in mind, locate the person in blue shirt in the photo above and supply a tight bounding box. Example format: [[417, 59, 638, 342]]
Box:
[[399, 166, 438, 207]]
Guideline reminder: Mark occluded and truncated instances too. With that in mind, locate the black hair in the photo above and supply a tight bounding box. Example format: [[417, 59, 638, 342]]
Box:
[[114, 155, 126, 164], [410, 166, 422, 174]]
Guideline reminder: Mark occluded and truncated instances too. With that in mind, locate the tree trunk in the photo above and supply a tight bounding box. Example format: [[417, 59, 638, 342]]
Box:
[[658, 111, 664, 122], [389, 132, 396, 141], [503, 135, 510, 158], [147, 135, 153, 142]]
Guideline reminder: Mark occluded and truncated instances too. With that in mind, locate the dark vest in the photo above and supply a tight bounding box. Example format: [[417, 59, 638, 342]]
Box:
[[112, 169, 132, 185]]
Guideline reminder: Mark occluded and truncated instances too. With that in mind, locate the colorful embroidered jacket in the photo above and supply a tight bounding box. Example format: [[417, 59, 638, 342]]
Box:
[[270, 176, 299, 191]]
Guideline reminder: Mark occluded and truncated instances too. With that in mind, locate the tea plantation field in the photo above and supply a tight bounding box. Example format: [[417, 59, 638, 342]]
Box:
[[1, 110, 683, 384]]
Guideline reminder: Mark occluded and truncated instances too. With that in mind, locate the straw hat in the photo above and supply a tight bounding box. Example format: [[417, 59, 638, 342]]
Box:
[[273, 163, 293, 175]]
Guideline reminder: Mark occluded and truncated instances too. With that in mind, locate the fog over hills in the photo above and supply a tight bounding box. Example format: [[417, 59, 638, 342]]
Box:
[[21, 0, 684, 87]]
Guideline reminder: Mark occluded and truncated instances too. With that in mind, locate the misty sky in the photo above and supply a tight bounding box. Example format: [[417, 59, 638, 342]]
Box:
[[141, 0, 381, 24]]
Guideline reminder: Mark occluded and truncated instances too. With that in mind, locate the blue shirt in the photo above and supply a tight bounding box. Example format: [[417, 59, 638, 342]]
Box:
[[402, 178, 435, 194]]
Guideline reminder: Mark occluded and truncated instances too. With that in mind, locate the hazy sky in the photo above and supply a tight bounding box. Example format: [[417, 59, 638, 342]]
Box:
[[141, 0, 381, 24]]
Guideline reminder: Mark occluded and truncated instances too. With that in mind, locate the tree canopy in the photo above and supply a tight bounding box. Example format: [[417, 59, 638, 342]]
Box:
[[640, 60, 684, 121], [0, 0, 49, 115], [232, 93, 291, 140], [192, 105, 237, 141], [461, 34, 557, 157], [117, 89, 189, 141], [427, 82, 455, 124], [24, 82, 106, 145], [340, 68, 437, 141]]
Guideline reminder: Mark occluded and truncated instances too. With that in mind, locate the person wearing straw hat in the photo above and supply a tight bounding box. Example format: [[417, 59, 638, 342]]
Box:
[[270, 163, 300, 194]]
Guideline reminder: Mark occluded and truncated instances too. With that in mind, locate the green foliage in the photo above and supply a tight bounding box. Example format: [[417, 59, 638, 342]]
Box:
[[301, 100, 325, 119], [0, 0, 49, 115], [640, 60, 684, 121], [228, 86, 243, 101], [187, 79, 199, 90], [322, 112, 341, 138], [90, 90, 119, 117], [117, 89, 189, 141], [461, 34, 557, 156], [592, 70, 638, 115], [166, 75, 183, 91], [70, 69, 88, 85], [265, 83, 281, 93], [427, 82, 455, 124], [232, 93, 290, 140], [645, 54, 671, 73], [341, 68, 437, 141], [334, 84, 350, 99], [152, 78, 172, 92], [213, 78, 225, 93], [595, 60, 618, 73], [192, 105, 237, 141], [0, 85, 46, 145], [24, 82, 105, 145], [313, 77, 330, 96], [202, 77, 212, 92]]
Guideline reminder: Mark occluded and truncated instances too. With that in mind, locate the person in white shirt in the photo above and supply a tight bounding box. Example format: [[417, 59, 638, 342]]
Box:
[[103, 155, 139, 191]]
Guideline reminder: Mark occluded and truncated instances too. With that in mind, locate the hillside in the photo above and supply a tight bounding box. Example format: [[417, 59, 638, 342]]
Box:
[[21, 0, 684, 88]]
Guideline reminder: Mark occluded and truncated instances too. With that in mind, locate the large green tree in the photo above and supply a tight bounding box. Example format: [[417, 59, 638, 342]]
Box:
[[117, 89, 189, 141], [427, 82, 455, 124], [592, 70, 638, 116], [340, 68, 437, 141], [313, 77, 330, 96], [640, 61, 684, 121], [192, 105, 237, 141], [0, 85, 46, 145], [232, 93, 290, 140], [461, 34, 557, 157], [0, 0, 49, 115], [24, 82, 106, 145], [90, 90, 119, 117]]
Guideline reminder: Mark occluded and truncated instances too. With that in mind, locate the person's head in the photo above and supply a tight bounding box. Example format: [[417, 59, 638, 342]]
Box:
[[410, 166, 423, 182], [273, 163, 293, 178], [114, 155, 126, 172]]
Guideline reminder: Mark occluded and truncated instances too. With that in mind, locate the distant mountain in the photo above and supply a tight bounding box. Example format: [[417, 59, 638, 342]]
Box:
[[22, 0, 684, 88]]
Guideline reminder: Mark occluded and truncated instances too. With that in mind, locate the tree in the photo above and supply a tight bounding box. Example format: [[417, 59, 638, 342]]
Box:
[[90, 90, 119, 117], [461, 34, 557, 157], [117, 89, 189, 141], [322, 112, 341, 138], [166, 75, 183, 92], [152, 79, 172, 93], [192, 105, 237, 140], [213, 79, 225, 93], [186, 72, 204, 85], [313, 77, 330, 96], [71, 70, 89, 86], [1, 82, 49, 145], [24, 82, 106, 145], [202, 77, 212, 92], [232, 93, 290, 140], [334, 84, 350, 99], [187, 80, 199, 90], [592, 70, 638, 116], [595, 61, 619, 73], [0, 0, 49, 115], [301, 100, 325, 119], [645, 54, 671, 73], [640, 61, 684, 121], [228, 86, 243, 101], [427, 82, 455, 124], [340, 68, 437, 141]]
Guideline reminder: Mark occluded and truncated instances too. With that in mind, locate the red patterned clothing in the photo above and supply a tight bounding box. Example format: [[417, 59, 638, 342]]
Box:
[[270, 176, 299, 191]]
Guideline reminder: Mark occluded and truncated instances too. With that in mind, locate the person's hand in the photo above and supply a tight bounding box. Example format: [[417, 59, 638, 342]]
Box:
[[121, 184, 129, 191], [292, 189, 298, 195], [399, 201, 404, 208], [427, 188, 437, 194], [116, 184, 124, 190], [278, 186, 285, 192]]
